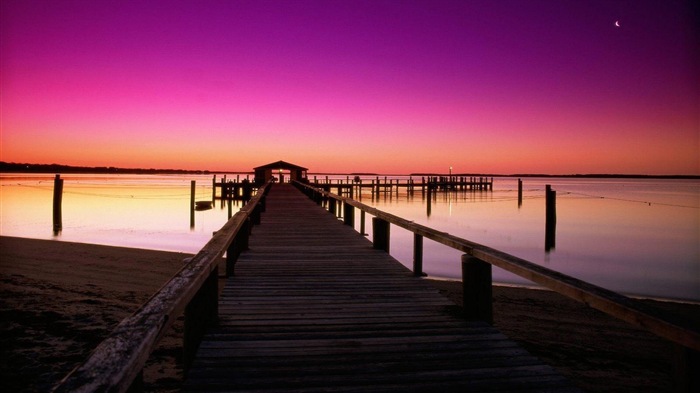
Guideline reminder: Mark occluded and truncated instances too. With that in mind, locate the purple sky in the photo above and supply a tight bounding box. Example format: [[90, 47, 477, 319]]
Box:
[[1, 0, 698, 174]]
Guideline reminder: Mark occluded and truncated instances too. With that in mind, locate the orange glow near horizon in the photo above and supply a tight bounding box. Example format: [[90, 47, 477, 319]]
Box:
[[1, 1, 698, 175]]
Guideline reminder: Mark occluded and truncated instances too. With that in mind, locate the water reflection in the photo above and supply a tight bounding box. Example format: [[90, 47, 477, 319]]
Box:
[[1, 174, 698, 301], [347, 177, 699, 301]]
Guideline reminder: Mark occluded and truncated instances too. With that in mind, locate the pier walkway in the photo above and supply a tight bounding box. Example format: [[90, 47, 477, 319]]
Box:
[[184, 184, 577, 392]]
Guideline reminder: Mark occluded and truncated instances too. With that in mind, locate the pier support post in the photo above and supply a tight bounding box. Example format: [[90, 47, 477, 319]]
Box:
[[184, 266, 218, 370], [461, 255, 493, 325], [343, 202, 354, 226], [53, 174, 64, 234], [372, 217, 390, 252], [413, 234, 426, 276]]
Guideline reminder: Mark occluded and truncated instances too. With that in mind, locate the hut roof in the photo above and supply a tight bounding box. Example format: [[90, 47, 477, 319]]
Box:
[[254, 160, 308, 171]]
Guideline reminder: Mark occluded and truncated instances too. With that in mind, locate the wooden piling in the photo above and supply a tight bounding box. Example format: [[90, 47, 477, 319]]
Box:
[[518, 178, 523, 207], [360, 210, 366, 235], [545, 185, 556, 251], [183, 266, 218, 370], [413, 234, 424, 276], [190, 180, 195, 228], [461, 255, 493, 324], [343, 202, 354, 226], [52, 174, 64, 234], [372, 217, 390, 252]]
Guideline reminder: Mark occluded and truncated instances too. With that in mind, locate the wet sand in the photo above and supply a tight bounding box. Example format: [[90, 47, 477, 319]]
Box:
[[1, 236, 698, 392]]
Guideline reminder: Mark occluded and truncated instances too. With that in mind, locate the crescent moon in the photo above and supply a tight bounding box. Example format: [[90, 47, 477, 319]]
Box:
[[615, 20, 620, 27]]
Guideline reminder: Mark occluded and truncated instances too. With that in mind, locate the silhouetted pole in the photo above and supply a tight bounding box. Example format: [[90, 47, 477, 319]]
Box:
[[190, 180, 196, 229], [52, 174, 64, 234], [517, 178, 523, 208], [545, 184, 556, 251]]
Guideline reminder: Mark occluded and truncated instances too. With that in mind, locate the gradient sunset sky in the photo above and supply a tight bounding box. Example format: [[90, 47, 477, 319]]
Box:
[[1, 0, 698, 174]]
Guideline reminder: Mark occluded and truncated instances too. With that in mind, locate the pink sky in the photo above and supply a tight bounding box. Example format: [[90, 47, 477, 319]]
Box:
[[1, 0, 698, 174]]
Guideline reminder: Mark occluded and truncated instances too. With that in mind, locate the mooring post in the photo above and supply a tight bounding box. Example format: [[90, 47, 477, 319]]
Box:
[[52, 174, 64, 234], [413, 234, 425, 276], [212, 175, 216, 201], [545, 185, 556, 251], [343, 202, 354, 226], [461, 255, 493, 324], [183, 266, 218, 370], [190, 180, 196, 228], [517, 178, 523, 207], [372, 217, 390, 252]]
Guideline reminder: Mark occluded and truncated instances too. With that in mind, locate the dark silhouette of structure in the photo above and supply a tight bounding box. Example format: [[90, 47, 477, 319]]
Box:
[[254, 160, 308, 185]]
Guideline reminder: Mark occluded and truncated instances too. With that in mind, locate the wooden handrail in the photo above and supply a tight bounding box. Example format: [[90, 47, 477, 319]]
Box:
[[293, 180, 700, 353], [53, 181, 272, 393]]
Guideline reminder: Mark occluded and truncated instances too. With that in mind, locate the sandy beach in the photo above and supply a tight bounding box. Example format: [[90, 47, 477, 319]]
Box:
[[1, 236, 698, 392]]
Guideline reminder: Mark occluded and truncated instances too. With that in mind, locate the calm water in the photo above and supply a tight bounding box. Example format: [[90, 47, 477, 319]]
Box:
[[1, 173, 698, 301]]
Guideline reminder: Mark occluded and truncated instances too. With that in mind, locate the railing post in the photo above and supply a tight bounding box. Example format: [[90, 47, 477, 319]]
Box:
[[251, 202, 261, 225], [674, 344, 700, 392], [372, 217, 390, 252], [226, 219, 250, 277], [413, 234, 425, 276], [461, 255, 493, 325], [360, 211, 366, 235], [328, 197, 337, 216], [183, 266, 219, 370], [343, 202, 354, 226]]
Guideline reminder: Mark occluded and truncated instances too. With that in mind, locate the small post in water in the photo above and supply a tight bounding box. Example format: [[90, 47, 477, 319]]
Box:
[[517, 178, 523, 207], [545, 184, 556, 251], [190, 180, 196, 228], [53, 174, 64, 234]]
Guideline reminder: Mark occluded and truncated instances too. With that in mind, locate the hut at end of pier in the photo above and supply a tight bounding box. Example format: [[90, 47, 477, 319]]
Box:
[[254, 160, 308, 185]]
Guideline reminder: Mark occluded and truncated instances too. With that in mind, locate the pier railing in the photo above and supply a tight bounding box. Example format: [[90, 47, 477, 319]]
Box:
[[293, 180, 700, 390], [53, 181, 272, 393]]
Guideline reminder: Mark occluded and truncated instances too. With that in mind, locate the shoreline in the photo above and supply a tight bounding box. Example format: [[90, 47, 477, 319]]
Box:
[[2, 236, 698, 392]]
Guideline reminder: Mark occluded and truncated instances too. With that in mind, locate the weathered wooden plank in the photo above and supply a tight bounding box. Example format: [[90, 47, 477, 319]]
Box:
[[183, 184, 578, 392]]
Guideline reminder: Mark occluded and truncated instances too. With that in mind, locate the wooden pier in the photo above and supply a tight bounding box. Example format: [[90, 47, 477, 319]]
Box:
[[310, 176, 493, 198], [183, 184, 577, 392], [54, 177, 699, 393]]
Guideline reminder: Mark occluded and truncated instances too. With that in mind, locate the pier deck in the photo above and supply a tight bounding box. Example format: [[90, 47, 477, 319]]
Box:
[[184, 184, 577, 392]]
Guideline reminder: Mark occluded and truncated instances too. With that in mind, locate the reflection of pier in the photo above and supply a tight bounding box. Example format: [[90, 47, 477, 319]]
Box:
[[310, 176, 493, 198]]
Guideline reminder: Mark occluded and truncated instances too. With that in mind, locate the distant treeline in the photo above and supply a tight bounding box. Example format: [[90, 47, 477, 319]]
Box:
[[0, 162, 216, 175], [1, 162, 696, 179], [410, 172, 698, 179]]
